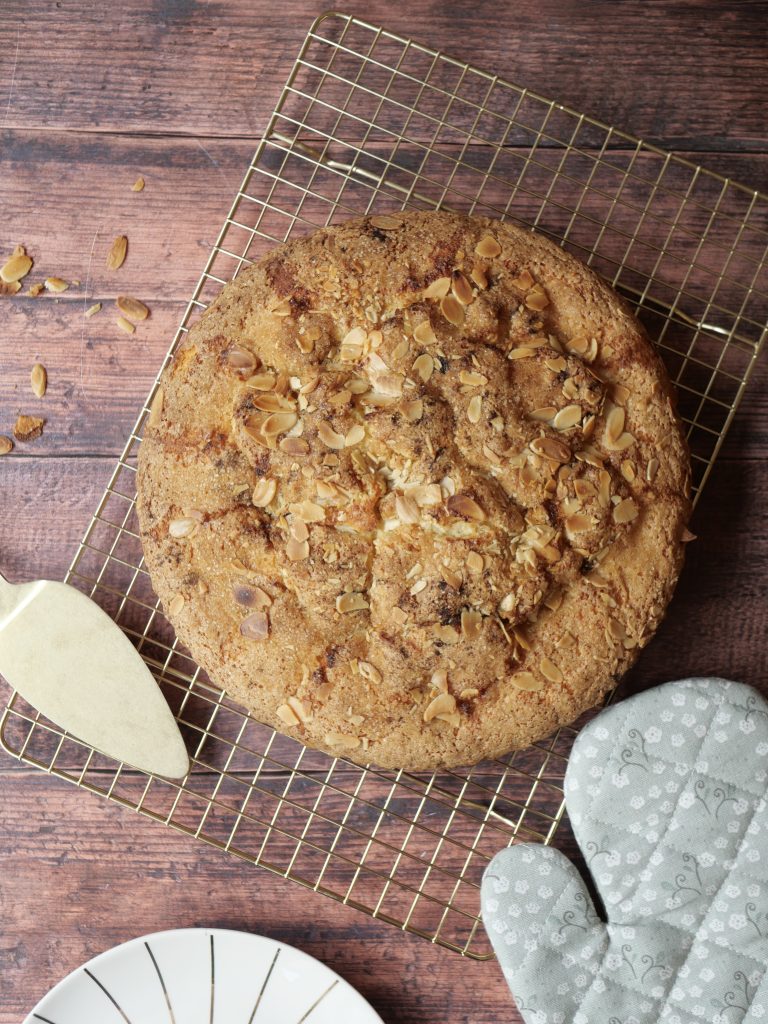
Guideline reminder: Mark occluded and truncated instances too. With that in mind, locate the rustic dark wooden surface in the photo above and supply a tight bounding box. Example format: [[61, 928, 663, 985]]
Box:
[[2, 2, 768, 1021]]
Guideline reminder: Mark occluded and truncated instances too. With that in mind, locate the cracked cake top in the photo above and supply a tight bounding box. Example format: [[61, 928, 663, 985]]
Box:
[[137, 210, 690, 769]]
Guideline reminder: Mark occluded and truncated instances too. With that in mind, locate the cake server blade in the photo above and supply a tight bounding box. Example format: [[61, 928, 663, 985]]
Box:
[[0, 571, 189, 779]]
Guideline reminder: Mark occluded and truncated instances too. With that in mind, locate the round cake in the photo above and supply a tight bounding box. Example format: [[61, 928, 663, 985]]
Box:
[[137, 210, 690, 770]]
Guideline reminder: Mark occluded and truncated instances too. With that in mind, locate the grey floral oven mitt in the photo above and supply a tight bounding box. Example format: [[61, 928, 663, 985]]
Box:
[[482, 678, 768, 1024]]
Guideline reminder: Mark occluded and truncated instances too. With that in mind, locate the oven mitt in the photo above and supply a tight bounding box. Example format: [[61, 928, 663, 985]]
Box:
[[481, 678, 768, 1024]]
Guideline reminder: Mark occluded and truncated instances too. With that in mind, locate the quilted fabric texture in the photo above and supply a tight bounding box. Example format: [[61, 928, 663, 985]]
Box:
[[481, 678, 768, 1024]]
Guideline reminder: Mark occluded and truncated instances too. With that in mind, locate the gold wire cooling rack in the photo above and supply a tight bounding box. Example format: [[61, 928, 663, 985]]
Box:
[[3, 11, 768, 960]]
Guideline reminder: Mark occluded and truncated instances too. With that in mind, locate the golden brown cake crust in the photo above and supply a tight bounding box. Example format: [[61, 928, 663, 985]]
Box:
[[136, 210, 690, 770]]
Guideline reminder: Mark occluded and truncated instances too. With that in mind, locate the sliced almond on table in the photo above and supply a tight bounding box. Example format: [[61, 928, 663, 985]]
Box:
[[131, 176, 145, 192], [44, 276, 68, 293], [106, 234, 128, 270], [1, 251, 33, 283], [116, 315, 135, 335], [13, 415, 44, 442], [30, 363, 47, 398], [0, 281, 22, 295], [27, 282, 44, 297], [117, 295, 149, 321], [0, 436, 13, 455], [85, 302, 102, 318]]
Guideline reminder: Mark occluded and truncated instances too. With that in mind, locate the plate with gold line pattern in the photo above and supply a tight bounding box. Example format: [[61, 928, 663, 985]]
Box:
[[25, 928, 384, 1024]]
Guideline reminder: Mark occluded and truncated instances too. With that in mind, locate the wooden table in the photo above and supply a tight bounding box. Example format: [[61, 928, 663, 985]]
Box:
[[1, 2, 767, 1020]]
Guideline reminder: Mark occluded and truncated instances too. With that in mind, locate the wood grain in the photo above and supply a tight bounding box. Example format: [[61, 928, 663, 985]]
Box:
[[1, 129, 766, 455], [0, 770, 522, 1024], [1, 1, 767, 150], [1, 1, 768, 1022]]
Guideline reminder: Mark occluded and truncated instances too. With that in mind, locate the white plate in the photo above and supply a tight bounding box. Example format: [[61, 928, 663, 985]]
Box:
[[25, 927, 384, 1024]]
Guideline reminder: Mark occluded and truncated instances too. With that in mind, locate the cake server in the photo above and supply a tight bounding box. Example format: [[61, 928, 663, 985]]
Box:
[[0, 569, 189, 778]]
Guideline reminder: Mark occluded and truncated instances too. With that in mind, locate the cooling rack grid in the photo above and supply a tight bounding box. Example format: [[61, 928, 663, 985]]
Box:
[[2, 11, 767, 959]]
